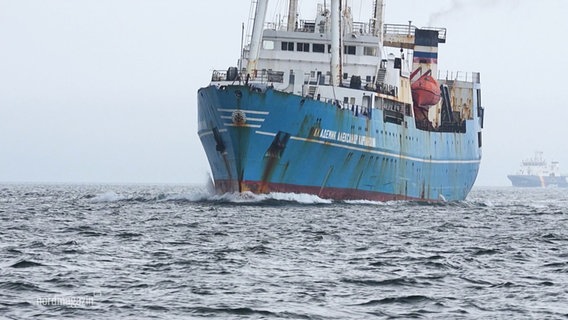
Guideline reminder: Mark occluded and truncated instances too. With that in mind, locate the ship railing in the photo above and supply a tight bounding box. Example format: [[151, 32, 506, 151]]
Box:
[[265, 19, 374, 36], [211, 68, 398, 101], [210, 69, 285, 84], [383, 24, 447, 41], [422, 27, 447, 42], [384, 23, 417, 37], [298, 20, 316, 33], [437, 70, 481, 84], [326, 100, 372, 119], [211, 70, 229, 82], [374, 83, 399, 97], [265, 19, 319, 33], [351, 22, 373, 36], [522, 161, 546, 166]]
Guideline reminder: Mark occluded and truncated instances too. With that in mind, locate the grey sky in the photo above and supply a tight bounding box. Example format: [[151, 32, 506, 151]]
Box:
[[1, 0, 567, 186]]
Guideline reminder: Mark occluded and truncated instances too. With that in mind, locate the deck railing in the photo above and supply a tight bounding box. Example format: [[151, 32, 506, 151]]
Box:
[[211, 69, 286, 84], [437, 70, 481, 83], [265, 19, 374, 35], [210, 68, 401, 101], [383, 24, 447, 42]]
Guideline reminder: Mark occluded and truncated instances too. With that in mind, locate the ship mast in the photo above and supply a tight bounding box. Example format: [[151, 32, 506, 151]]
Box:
[[246, 0, 269, 79], [372, 0, 385, 89], [330, 0, 341, 87], [373, 0, 385, 41], [287, 0, 298, 32]]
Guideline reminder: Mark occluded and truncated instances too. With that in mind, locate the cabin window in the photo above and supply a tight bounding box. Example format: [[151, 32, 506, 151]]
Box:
[[343, 97, 349, 104], [364, 47, 377, 56], [281, 41, 294, 51], [344, 45, 356, 55], [382, 99, 403, 113], [366, 75, 372, 83], [343, 73, 348, 80], [394, 58, 402, 69], [384, 110, 403, 125], [297, 42, 310, 52], [263, 40, 274, 50], [362, 96, 371, 108], [313, 43, 325, 53]]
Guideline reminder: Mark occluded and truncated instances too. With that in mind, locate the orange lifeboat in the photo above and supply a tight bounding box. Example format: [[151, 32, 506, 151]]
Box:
[[411, 72, 441, 108]]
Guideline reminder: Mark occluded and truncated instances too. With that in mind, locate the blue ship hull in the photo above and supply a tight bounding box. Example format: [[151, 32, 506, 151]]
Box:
[[198, 85, 482, 201], [508, 175, 568, 188]]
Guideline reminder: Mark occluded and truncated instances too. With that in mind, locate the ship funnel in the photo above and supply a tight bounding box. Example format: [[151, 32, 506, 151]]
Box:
[[412, 29, 440, 80]]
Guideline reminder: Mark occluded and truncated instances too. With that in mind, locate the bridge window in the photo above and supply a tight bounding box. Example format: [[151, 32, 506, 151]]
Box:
[[281, 41, 294, 51], [297, 42, 310, 52], [344, 45, 356, 55], [364, 47, 377, 56], [313, 43, 325, 53], [262, 40, 274, 50]]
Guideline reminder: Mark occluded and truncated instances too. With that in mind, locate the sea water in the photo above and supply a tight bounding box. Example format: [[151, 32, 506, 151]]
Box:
[[1, 184, 567, 319]]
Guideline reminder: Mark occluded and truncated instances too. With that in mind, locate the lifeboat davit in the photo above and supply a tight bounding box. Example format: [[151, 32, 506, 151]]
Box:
[[411, 72, 441, 108]]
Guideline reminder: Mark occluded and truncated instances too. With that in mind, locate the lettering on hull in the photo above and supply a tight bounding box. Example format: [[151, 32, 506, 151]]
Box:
[[310, 128, 376, 148]]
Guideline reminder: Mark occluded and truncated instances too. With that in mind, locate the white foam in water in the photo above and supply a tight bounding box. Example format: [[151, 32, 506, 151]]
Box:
[[164, 187, 213, 202], [206, 191, 332, 204], [117, 185, 333, 204], [343, 199, 387, 205], [210, 191, 268, 203], [90, 191, 126, 203], [267, 192, 333, 204]]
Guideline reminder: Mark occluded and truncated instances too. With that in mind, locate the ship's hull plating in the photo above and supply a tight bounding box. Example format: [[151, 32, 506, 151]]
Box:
[[508, 175, 568, 188], [198, 85, 482, 201]]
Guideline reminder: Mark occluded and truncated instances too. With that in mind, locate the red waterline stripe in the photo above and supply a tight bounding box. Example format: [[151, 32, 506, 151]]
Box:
[[213, 179, 431, 202]]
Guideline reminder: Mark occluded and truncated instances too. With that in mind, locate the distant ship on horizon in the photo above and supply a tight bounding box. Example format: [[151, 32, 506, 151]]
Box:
[[507, 152, 568, 188]]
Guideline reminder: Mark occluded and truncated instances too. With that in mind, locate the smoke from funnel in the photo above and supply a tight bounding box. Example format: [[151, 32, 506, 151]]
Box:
[[427, 0, 520, 26]]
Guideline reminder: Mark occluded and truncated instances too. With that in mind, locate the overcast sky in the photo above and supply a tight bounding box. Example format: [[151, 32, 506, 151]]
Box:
[[1, 0, 567, 186]]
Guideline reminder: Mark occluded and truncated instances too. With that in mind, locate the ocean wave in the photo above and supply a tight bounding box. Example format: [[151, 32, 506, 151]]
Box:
[[9, 259, 46, 268], [89, 191, 126, 203], [343, 199, 388, 205], [355, 295, 435, 306]]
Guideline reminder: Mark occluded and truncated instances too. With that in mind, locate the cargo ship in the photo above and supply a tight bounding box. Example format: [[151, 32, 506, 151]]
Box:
[[507, 152, 568, 188], [197, 0, 484, 201]]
